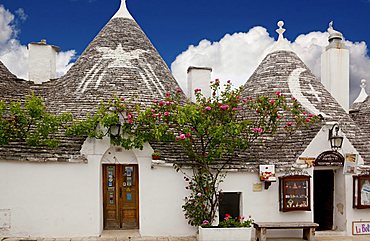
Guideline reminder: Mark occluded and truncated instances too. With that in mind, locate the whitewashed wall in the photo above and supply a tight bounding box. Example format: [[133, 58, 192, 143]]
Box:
[[0, 158, 102, 238], [1, 130, 369, 238]]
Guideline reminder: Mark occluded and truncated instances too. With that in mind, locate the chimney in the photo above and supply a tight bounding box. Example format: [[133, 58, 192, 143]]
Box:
[[28, 39, 60, 84], [187, 66, 212, 102], [321, 22, 349, 112]]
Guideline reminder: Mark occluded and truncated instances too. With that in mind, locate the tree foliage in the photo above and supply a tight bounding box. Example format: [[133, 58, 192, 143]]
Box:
[[0, 93, 72, 147], [67, 80, 319, 226], [0, 81, 318, 226]]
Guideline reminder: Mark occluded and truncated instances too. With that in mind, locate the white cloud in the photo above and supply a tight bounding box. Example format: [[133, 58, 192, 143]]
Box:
[[171, 26, 370, 104], [15, 8, 27, 21], [0, 5, 75, 81]]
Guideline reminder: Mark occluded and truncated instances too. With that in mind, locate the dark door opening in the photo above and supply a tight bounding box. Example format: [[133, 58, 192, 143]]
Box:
[[314, 170, 334, 231], [219, 192, 240, 222]]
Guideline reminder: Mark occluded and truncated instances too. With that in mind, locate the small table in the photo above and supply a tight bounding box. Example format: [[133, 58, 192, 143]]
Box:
[[253, 222, 319, 241]]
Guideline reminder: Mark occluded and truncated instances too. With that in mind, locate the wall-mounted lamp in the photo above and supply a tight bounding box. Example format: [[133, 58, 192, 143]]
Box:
[[328, 123, 343, 151], [109, 123, 121, 137]]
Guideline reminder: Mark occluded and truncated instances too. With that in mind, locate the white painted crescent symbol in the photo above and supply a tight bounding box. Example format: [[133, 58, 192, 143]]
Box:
[[288, 68, 329, 118]]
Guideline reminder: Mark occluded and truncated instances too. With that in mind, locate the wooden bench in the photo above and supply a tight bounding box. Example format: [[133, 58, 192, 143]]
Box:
[[253, 222, 319, 241]]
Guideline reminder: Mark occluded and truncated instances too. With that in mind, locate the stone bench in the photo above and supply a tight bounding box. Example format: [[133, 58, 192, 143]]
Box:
[[253, 222, 319, 241]]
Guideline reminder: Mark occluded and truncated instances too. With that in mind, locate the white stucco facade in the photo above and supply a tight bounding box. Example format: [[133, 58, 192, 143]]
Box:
[[1, 130, 370, 238]]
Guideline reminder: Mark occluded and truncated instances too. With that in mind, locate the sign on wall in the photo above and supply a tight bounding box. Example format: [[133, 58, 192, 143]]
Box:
[[343, 153, 358, 175], [259, 165, 276, 181], [353, 221, 370, 235], [315, 151, 344, 166]]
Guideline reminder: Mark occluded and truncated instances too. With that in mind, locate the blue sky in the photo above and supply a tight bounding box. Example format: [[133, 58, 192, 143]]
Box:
[[0, 0, 370, 102], [2, 0, 369, 65]]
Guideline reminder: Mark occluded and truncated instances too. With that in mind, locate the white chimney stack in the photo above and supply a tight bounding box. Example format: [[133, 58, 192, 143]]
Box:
[[28, 39, 60, 84], [187, 66, 212, 102], [321, 21, 349, 112]]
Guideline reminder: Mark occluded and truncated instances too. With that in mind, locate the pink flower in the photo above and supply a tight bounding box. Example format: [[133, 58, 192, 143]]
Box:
[[197, 193, 202, 197], [128, 120, 133, 124], [306, 118, 311, 123], [220, 104, 229, 110], [243, 99, 247, 103], [151, 109, 155, 113], [202, 220, 209, 225], [227, 80, 231, 84], [127, 114, 132, 119], [176, 89, 182, 93], [166, 92, 171, 97], [159, 101, 164, 106], [121, 97, 125, 101], [308, 113, 314, 117], [194, 88, 202, 93], [275, 91, 281, 96], [205, 106, 212, 111], [180, 134, 186, 140], [153, 99, 158, 104], [287, 122, 293, 127], [252, 128, 263, 133], [232, 107, 238, 111], [164, 112, 169, 116], [165, 101, 171, 105], [270, 99, 275, 104], [185, 133, 191, 137]]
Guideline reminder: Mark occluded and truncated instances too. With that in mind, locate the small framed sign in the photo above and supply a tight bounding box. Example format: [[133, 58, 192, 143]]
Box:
[[353, 221, 370, 235], [259, 165, 276, 181]]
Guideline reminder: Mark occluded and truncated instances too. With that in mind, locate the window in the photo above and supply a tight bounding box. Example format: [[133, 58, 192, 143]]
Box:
[[279, 175, 311, 212], [353, 175, 370, 209], [219, 192, 240, 222]]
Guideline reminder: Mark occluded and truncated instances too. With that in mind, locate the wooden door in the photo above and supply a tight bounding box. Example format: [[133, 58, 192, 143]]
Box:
[[314, 170, 334, 231], [103, 164, 139, 230]]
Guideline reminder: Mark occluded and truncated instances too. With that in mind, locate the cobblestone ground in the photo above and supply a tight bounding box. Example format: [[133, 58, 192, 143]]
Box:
[[2, 233, 370, 241]]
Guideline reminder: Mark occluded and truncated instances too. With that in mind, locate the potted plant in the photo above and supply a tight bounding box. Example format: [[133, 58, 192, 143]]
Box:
[[151, 151, 161, 160], [198, 214, 254, 241]]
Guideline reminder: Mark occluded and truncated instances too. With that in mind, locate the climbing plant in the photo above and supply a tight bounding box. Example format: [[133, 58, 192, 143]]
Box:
[[67, 79, 319, 226], [0, 81, 318, 226], [0, 93, 72, 147]]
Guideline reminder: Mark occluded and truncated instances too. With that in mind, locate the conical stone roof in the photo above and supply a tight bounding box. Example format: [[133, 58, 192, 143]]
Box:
[[240, 50, 370, 168], [0, 60, 34, 102], [0, 1, 185, 163], [51, 0, 184, 117]]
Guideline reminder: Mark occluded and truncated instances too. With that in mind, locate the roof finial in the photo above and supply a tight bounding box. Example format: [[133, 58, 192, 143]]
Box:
[[327, 21, 343, 42], [267, 20, 293, 53], [354, 79, 368, 103], [112, 0, 134, 20], [276, 21, 286, 41]]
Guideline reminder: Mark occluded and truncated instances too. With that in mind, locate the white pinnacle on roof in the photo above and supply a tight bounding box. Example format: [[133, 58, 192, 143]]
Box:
[[112, 0, 134, 20], [267, 20, 293, 54], [354, 79, 368, 103], [327, 21, 343, 41]]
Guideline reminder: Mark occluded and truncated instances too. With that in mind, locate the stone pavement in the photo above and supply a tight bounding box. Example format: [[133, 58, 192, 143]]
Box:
[[2, 230, 370, 241]]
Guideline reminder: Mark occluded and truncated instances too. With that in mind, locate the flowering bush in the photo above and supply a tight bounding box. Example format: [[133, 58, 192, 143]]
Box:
[[201, 214, 253, 228], [66, 79, 319, 227]]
